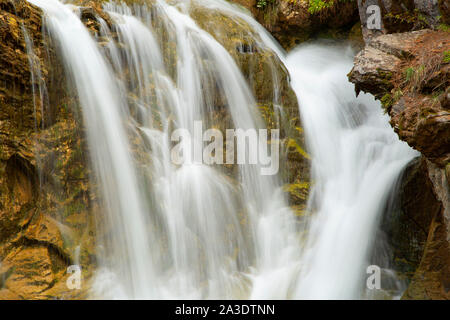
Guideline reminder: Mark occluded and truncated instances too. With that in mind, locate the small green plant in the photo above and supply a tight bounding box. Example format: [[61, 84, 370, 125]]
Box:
[[443, 51, 450, 64], [256, 0, 267, 8], [380, 93, 393, 111], [393, 89, 403, 101], [308, 0, 334, 14], [405, 67, 415, 82], [404, 65, 425, 92], [256, 0, 275, 9], [437, 23, 450, 32]]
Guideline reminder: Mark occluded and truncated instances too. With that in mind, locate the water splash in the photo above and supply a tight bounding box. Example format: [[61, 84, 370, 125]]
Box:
[[286, 42, 418, 299]]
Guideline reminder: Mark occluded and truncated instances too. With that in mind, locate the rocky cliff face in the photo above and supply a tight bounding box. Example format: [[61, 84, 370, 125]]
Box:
[[349, 28, 450, 299], [0, 0, 98, 299]]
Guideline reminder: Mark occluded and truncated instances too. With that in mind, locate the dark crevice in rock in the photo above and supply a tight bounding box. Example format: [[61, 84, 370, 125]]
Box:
[[12, 237, 73, 268]]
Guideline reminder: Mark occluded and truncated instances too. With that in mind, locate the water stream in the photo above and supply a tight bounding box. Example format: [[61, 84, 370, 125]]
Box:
[[286, 43, 417, 299], [27, 0, 417, 299]]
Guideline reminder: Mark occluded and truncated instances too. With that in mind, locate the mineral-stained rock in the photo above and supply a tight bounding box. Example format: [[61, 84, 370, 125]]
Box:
[[1, 247, 56, 298], [0, 0, 98, 299], [185, 5, 311, 205]]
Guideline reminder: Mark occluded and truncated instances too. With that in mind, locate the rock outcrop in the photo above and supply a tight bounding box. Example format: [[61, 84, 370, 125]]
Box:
[[230, 0, 361, 49], [349, 29, 450, 299], [0, 0, 99, 299], [357, 0, 450, 42], [349, 29, 449, 165]]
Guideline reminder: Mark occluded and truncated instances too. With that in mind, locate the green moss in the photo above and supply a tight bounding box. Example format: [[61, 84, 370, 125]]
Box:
[[437, 23, 450, 32], [393, 89, 403, 101], [287, 138, 310, 160], [381, 93, 393, 110], [405, 67, 415, 82], [385, 9, 430, 29], [69, 165, 85, 179], [256, 0, 276, 9], [377, 68, 393, 80], [63, 200, 86, 218], [283, 182, 310, 201], [443, 51, 450, 64], [308, 0, 353, 14], [308, 0, 334, 13]]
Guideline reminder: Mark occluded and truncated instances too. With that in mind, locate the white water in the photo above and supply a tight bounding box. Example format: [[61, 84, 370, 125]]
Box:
[[29, 0, 157, 298], [286, 43, 417, 299], [28, 0, 417, 299]]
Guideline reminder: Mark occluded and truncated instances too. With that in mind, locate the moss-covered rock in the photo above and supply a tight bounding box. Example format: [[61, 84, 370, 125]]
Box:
[[190, 4, 310, 204]]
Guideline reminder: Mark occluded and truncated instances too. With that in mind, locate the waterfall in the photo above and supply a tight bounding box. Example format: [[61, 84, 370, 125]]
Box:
[[286, 42, 418, 299], [29, 0, 157, 298], [30, 0, 301, 299], [28, 0, 417, 300]]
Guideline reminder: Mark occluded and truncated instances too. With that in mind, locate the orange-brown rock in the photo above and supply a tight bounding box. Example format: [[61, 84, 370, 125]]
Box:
[[0, 0, 97, 299]]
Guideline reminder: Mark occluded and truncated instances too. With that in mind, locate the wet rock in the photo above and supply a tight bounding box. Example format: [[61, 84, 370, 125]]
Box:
[[0, 0, 98, 299], [0, 247, 55, 298], [191, 6, 310, 204]]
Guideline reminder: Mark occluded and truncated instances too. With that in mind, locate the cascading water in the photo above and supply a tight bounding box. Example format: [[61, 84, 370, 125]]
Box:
[[29, 0, 300, 299], [28, 0, 157, 299], [286, 43, 418, 299], [27, 0, 417, 300]]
